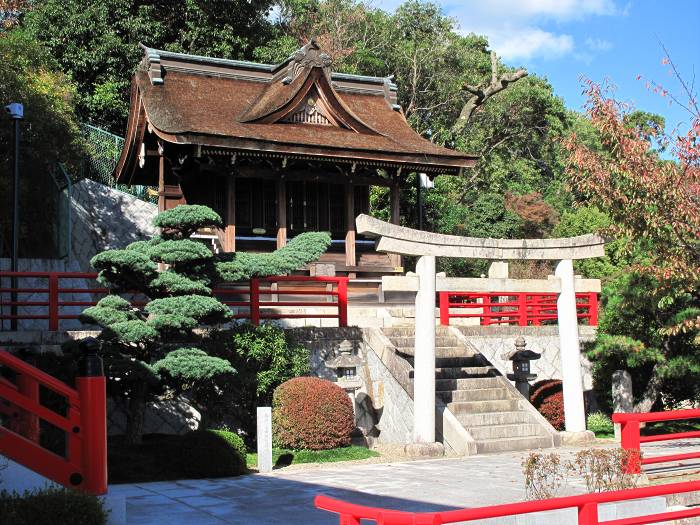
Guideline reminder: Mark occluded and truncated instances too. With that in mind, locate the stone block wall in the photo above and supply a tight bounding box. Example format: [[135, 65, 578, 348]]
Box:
[[457, 325, 596, 391]]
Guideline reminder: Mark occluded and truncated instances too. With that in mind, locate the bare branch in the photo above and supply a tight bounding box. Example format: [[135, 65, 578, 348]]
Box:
[[453, 51, 528, 132]]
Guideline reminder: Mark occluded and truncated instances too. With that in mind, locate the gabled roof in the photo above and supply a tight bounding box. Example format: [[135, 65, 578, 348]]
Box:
[[115, 40, 477, 184]]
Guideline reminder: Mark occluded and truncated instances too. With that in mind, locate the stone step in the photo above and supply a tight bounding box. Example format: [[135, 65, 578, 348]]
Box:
[[437, 387, 513, 402], [476, 435, 553, 454], [405, 356, 484, 368], [435, 363, 494, 378], [399, 347, 476, 359], [457, 410, 533, 427], [382, 327, 453, 337], [389, 336, 459, 348], [468, 423, 545, 440], [447, 399, 521, 414], [425, 367, 498, 381], [437, 376, 504, 390], [435, 371, 500, 388]]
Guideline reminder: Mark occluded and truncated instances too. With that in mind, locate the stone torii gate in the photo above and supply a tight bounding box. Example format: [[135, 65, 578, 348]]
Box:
[[356, 214, 606, 451]]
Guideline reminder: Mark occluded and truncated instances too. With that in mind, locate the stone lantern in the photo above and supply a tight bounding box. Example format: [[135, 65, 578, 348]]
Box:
[[503, 336, 541, 397], [325, 339, 363, 393]]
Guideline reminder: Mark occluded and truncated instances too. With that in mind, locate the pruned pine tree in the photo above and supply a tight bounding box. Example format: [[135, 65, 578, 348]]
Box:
[[81, 204, 330, 444]]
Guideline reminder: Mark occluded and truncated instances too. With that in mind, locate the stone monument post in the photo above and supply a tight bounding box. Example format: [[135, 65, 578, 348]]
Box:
[[257, 407, 273, 473]]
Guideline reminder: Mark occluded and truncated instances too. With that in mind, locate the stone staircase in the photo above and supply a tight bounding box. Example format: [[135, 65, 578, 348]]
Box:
[[381, 326, 557, 453]]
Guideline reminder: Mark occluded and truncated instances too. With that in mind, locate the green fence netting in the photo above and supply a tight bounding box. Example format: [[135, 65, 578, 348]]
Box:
[[80, 123, 157, 204]]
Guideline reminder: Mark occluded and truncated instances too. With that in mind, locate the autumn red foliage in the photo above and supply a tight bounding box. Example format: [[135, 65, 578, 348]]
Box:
[[565, 78, 699, 287], [530, 380, 565, 431], [272, 377, 355, 450]]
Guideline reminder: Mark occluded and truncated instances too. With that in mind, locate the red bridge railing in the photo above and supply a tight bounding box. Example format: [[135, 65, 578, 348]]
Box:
[[614, 409, 700, 474], [0, 272, 349, 330], [315, 480, 700, 524], [0, 348, 107, 494], [439, 291, 598, 327]]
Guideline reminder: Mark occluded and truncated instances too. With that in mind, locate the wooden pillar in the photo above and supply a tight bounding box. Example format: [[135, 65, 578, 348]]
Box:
[[389, 175, 402, 269], [157, 153, 166, 213], [345, 182, 356, 267], [277, 179, 287, 249], [225, 176, 236, 252]]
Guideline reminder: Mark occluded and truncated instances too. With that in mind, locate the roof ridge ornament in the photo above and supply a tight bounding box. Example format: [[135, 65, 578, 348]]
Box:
[[283, 38, 332, 85]]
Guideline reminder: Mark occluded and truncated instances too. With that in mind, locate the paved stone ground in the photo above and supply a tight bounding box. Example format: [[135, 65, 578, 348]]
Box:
[[115, 439, 700, 525]]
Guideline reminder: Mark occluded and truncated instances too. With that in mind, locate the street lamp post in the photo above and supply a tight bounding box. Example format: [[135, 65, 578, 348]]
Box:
[[5, 103, 23, 330]]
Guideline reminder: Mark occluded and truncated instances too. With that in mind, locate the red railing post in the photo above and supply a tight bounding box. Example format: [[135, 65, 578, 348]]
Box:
[[16, 373, 40, 443], [578, 502, 599, 525], [588, 292, 598, 326], [439, 292, 450, 326], [250, 278, 260, 326], [482, 294, 490, 326], [620, 419, 641, 474], [518, 293, 528, 326], [75, 338, 107, 495], [337, 278, 348, 327], [48, 272, 59, 331]]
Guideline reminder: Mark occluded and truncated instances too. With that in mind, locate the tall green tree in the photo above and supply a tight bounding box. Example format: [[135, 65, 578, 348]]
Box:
[[21, 0, 276, 131], [0, 30, 85, 256]]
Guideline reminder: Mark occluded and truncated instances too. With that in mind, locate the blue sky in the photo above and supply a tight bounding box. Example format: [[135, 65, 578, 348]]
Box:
[[372, 0, 700, 134]]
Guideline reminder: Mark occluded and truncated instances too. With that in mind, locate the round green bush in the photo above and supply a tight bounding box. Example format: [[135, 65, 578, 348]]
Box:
[[272, 377, 355, 450], [587, 412, 614, 435], [177, 430, 246, 478]]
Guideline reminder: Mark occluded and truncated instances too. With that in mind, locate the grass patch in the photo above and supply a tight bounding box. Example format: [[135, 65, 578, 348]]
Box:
[[247, 446, 379, 469]]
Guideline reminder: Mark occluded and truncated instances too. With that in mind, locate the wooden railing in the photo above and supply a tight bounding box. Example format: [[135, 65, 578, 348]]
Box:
[[0, 348, 107, 494], [614, 409, 700, 474], [315, 480, 700, 524], [439, 291, 598, 327], [0, 272, 349, 330]]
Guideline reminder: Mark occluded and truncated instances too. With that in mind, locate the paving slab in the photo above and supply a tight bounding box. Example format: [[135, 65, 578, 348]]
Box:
[[120, 440, 700, 525]]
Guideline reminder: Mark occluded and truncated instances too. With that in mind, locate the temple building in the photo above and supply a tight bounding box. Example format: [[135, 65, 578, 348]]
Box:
[[115, 40, 476, 275]]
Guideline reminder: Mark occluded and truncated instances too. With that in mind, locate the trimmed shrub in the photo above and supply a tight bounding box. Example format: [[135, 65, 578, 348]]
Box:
[[587, 412, 614, 435], [530, 380, 564, 430], [178, 430, 247, 478], [0, 487, 108, 525], [273, 377, 355, 450]]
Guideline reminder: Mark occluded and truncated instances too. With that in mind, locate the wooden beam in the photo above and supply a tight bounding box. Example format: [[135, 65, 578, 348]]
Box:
[[345, 182, 356, 267], [225, 176, 236, 252], [277, 179, 287, 248], [389, 175, 402, 269]]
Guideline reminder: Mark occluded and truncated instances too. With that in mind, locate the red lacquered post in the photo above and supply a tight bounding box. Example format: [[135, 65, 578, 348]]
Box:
[[589, 292, 599, 326], [620, 419, 642, 474], [578, 502, 599, 525], [48, 273, 60, 331], [76, 338, 107, 495], [16, 373, 40, 442], [337, 278, 348, 327], [250, 278, 260, 326], [439, 292, 450, 326]]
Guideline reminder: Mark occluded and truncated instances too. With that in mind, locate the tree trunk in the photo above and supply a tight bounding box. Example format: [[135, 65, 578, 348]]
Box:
[[125, 382, 148, 446]]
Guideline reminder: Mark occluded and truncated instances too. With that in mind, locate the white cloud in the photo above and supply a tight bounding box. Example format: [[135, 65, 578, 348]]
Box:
[[373, 0, 621, 63], [489, 27, 575, 61], [464, 0, 617, 22], [585, 37, 613, 51]]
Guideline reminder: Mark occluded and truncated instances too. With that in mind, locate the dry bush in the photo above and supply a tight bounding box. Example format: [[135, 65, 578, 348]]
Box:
[[522, 452, 567, 500], [570, 448, 642, 493]]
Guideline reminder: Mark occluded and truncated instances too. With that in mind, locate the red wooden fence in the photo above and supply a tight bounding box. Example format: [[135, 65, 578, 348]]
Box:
[[0, 272, 349, 330], [0, 349, 107, 494], [439, 291, 598, 327], [614, 409, 700, 474], [315, 480, 700, 524]]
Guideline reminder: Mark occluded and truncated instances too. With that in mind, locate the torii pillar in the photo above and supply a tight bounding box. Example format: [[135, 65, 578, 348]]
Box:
[[357, 215, 605, 450]]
